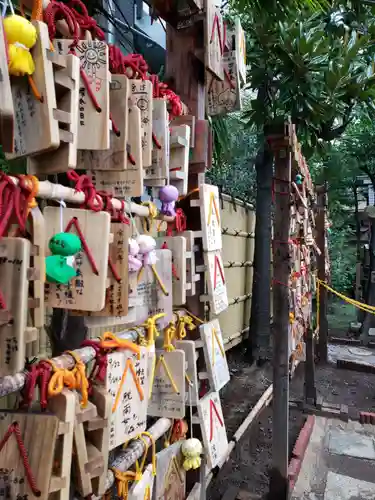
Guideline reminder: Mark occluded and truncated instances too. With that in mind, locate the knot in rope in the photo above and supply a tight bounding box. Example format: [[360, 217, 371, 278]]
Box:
[[67, 170, 103, 211], [0, 173, 29, 237], [97, 192, 130, 225], [163, 322, 176, 352], [81, 339, 108, 383], [66, 350, 89, 407], [44, 1, 79, 47], [66, 0, 105, 40], [166, 208, 186, 236], [111, 469, 137, 499], [141, 313, 166, 346], [20, 361, 52, 411], [99, 332, 141, 357], [176, 315, 196, 339], [108, 45, 148, 78]]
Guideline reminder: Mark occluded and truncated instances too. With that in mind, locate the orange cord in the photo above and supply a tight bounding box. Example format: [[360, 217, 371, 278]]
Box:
[[112, 358, 144, 413]]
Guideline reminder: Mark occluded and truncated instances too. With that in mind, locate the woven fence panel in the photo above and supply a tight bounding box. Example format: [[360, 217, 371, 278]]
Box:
[[211, 194, 255, 348]]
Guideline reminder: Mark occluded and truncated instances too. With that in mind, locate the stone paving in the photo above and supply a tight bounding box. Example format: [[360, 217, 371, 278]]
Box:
[[292, 417, 375, 500]]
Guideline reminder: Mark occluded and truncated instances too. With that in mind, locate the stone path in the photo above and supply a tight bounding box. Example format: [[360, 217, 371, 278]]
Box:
[[292, 417, 375, 500]]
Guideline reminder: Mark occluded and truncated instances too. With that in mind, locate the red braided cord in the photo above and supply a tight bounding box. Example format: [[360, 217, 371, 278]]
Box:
[[67, 170, 103, 211], [108, 45, 148, 78], [66, 0, 105, 40], [110, 113, 121, 136], [79, 66, 102, 112], [65, 217, 99, 275], [0, 174, 29, 237], [81, 340, 107, 383], [44, 1, 79, 46], [166, 208, 187, 236], [0, 290, 7, 310], [0, 422, 41, 496], [108, 45, 183, 116], [161, 242, 179, 280], [152, 132, 162, 149], [20, 362, 52, 410]]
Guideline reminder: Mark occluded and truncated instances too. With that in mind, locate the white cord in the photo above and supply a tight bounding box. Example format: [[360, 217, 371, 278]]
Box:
[[188, 377, 193, 438], [58, 199, 66, 232]]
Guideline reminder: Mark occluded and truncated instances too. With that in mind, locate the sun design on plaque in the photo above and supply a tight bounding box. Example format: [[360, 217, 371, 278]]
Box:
[[76, 41, 106, 78]]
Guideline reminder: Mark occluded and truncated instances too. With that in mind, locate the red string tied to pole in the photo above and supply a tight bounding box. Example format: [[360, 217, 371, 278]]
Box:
[[66, 0, 105, 40], [0, 173, 29, 237], [20, 361, 52, 411], [67, 170, 103, 212], [81, 340, 108, 389], [166, 208, 187, 236], [44, 0, 80, 48]]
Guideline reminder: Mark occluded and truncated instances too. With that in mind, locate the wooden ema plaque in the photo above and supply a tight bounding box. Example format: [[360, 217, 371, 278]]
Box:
[[0, 18, 14, 153], [175, 340, 199, 405], [181, 230, 199, 297], [206, 51, 241, 116], [128, 464, 154, 499], [154, 442, 186, 500], [235, 18, 246, 84], [0, 237, 31, 377], [204, 250, 228, 314], [73, 387, 111, 497], [54, 39, 110, 150], [199, 183, 222, 251], [156, 236, 187, 306], [92, 105, 144, 197], [199, 319, 230, 391], [47, 389, 76, 500], [136, 249, 173, 329], [0, 411, 59, 500], [198, 391, 228, 469], [80, 74, 130, 170], [170, 125, 191, 196], [145, 98, 169, 186], [130, 79, 153, 167], [28, 206, 46, 329], [27, 53, 80, 174], [84, 222, 129, 317], [148, 349, 186, 418], [106, 346, 148, 450], [44, 207, 110, 311], [25, 206, 46, 358], [204, 0, 224, 81], [6, 21, 60, 159]]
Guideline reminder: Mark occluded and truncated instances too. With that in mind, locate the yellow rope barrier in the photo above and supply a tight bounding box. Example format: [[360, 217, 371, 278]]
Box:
[[317, 279, 375, 315]]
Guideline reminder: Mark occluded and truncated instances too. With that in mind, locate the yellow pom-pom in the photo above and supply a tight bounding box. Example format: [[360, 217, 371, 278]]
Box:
[[3, 15, 37, 47], [3, 15, 37, 77], [7, 44, 35, 76]]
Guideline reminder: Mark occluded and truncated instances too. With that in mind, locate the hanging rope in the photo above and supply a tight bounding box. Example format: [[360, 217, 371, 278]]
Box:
[[0, 421, 41, 496]]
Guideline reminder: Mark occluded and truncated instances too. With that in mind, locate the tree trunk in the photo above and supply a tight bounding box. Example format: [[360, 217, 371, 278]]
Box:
[[361, 179, 375, 343], [247, 140, 273, 363]]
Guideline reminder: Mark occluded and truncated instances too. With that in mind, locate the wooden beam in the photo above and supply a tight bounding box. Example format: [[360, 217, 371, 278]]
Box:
[[268, 128, 291, 500], [316, 185, 328, 362]]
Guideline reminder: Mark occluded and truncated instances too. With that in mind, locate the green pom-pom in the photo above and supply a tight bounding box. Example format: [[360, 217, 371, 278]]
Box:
[[295, 174, 303, 185], [46, 255, 77, 285], [49, 232, 81, 256]]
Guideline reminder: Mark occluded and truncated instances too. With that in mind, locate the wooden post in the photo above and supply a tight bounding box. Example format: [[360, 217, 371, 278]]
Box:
[[316, 185, 328, 362], [304, 325, 316, 405], [268, 126, 291, 500]]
